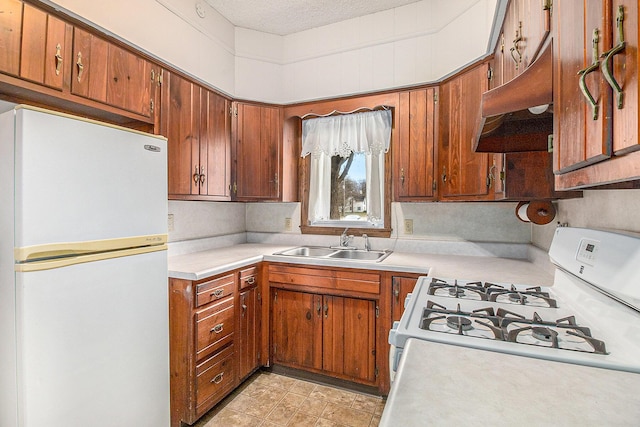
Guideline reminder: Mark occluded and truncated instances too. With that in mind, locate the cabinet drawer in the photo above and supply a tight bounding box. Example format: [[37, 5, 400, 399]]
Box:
[[196, 296, 234, 360], [196, 344, 235, 411], [196, 273, 235, 307], [239, 266, 258, 290]]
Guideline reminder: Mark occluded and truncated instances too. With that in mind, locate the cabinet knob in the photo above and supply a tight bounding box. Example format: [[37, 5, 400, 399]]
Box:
[[55, 44, 63, 76], [210, 289, 224, 299], [210, 323, 224, 334], [600, 6, 626, 110], [577, 28, 601, 120], [211, 372, 224, 384], [193, 166, 200, 184], [76, 52, 84, 82]]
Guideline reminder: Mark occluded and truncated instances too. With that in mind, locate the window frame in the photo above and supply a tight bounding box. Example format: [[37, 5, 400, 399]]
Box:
[[284, 93, 399, 238], [300, 152, 392, 237]]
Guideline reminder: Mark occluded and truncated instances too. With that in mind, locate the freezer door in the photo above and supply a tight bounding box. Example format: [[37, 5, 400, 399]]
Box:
[[13, 107, 167, 249], [15, 251, 169, 427]]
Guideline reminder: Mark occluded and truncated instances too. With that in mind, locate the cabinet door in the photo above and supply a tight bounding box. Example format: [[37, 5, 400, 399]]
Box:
[[271, 289, 322, 371], [0, 0, 22, 76], [395, 88, 436, 201], [20, 3, 69, 90], [502, 0, 521, 82], [107, 44, 153, 117], [553, 0, 612, 174], [520, 0, 550, 68], [391, 277, 418, 322], [323, 296, 376, 383], [234, 103, 281, 200], [200, 89, 231, 199], [238, 286, 259, 380], [439, 63, 491, 199], [71, 27, 108, 103], [610, 0, 639, 155], [161, 71, 200, 196]]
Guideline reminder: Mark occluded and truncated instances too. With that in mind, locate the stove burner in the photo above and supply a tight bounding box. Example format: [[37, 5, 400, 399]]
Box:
[[449, 286, 465, 297], [531, 327, 555, 342], [446, 316, 473, 331], [508, 292, 527, 304]]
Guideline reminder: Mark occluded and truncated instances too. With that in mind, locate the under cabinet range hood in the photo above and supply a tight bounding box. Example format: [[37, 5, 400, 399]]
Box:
[[474, 42, 553, 153]]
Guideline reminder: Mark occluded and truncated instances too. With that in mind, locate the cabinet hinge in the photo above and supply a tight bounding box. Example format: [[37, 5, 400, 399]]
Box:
[[432, 180, 437, 192], [232, 182, 237, 194], [229, 105, 238, 117], [487, 66, 494, 82], [543, 0, 552, 11], [149, 98, 154, 114], [548, 134, 554, 153], [374, 367, 379, 378], [273, 344, 277, 355], [257, 291, 262, 303], [433, 92, 438, 104], [257, 351, 261, 361], [375, 306, 380, 318], [274, 290, 277, 302], [157, 70, 163, 86]]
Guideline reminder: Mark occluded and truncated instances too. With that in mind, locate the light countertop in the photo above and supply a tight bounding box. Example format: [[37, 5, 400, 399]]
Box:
[[380, 338, 640, 426], [168, 243, 553, 285]]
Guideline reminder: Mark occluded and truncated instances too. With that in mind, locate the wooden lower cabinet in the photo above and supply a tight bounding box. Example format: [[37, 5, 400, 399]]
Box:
[[268, 264, 383, 388], [271, 289, 377, 385], [169, 265, 261, 427]]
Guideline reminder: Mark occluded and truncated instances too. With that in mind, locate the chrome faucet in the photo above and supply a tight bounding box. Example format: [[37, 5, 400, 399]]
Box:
[[362, 234, 370, 251], [339, 228, 353, 248]]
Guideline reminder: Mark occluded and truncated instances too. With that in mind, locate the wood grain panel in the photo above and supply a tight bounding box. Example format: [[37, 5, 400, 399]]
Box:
[[0, 0, 22, 76], [200, 89, 231, 198]]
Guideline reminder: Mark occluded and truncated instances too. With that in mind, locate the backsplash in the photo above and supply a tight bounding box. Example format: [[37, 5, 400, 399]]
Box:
[[167, 201, 246, 242], [532, 189, 640, 251]]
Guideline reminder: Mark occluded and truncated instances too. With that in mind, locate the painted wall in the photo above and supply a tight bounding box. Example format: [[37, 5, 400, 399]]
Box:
[[532, 190, 640, 251], [236, 0, 497, 103], [46, 0, 496, 103]]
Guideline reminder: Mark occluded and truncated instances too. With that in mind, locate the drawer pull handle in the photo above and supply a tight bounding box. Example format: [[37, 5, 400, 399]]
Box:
[[577, 28, 601, 120], [210, 323, 224, 334], [76, 52, 84, 82], [210, 372, 224, 384], [210, 289, 224, 298], [600, 6, 626, 109], [246, 276, 256, 285]]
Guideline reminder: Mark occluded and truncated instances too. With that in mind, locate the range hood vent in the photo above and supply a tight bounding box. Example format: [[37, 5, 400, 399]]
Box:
[[474, 41, 553, 153]]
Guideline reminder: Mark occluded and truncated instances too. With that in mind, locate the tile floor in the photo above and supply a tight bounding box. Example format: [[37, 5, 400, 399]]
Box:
[[193, 371, 385, 427]]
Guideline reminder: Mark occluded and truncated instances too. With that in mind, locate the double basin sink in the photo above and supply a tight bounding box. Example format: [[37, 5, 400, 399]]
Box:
[[273, 246, 392, 262]]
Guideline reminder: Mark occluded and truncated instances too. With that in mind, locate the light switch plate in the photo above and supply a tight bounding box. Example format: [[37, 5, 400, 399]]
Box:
[[284, 217, 292, 231], [168, 214, 175, 232]]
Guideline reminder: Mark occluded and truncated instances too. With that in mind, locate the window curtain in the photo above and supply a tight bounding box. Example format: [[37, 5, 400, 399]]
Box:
[[301, 109, 392, 225]]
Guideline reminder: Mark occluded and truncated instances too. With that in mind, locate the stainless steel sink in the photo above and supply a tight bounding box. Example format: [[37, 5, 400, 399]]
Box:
[[277, 246, 338, 257], [328, 249, 391, 261], [273, 246, 392, 262]]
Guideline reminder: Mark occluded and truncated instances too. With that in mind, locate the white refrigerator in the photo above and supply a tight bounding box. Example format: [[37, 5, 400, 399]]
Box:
[[0, 105, 170, 426]]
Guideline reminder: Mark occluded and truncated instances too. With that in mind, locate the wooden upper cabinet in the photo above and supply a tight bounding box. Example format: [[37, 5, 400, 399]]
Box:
[[554, 0, 640, 189], [394, 88, 437, 201], [553, 0, 612, 174], [200, 89, 231, 199], [439, 63, 491, 200], [497, 0, 551, 84], [162, 71, 200, 196], [233, 102, 282, 201], [72, 28, 156, 118], [162, 70, 231, 200], [20, 3, 71, 90], [0, 0, 23, 76]]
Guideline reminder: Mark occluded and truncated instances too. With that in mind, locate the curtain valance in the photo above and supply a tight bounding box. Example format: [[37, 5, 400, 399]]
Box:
[[301, 109, 392, 158]]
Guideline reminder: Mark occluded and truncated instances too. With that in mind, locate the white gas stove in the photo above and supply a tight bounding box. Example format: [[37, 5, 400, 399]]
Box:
[[389, 227, 640, 376]]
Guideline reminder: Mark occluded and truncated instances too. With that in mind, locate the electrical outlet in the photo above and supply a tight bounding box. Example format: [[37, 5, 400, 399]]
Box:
[[284, 217, 292, 231], [404, 219, 413, 235], [168, 214, 174, 232]]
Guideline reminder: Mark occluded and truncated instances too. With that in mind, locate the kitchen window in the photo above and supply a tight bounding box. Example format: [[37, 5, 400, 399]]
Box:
[[300, 109, 393, 237]]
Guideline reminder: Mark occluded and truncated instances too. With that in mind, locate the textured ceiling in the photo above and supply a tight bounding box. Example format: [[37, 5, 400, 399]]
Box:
[[203, 0, 423, 35]]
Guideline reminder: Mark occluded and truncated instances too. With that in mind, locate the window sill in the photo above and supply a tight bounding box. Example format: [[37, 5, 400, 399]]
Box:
[[300, 224, 392, 238]]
